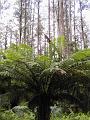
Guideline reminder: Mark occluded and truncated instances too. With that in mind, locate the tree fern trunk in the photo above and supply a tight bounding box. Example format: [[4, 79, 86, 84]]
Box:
[[37, 95, 51, 120]]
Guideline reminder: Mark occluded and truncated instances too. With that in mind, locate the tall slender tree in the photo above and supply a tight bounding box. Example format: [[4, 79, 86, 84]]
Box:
[[52, 0, 55, 38], [37, 0, 40, 54], [79, 0, 88, 49], [24, 0, 27, 44], [48, 0, 51, 39], [19, 0, 23, 44]]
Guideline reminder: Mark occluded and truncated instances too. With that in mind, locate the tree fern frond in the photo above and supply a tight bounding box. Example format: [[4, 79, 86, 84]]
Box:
[[52, 92, 84, 110], [71, 49, 90, 61]]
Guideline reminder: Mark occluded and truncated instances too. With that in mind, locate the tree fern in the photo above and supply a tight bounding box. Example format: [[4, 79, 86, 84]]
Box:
[[0, 45, 90, 120]]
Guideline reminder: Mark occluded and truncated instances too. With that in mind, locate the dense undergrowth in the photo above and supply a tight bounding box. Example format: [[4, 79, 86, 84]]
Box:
[[0, 110, 90, 120], [0, 46, 90, 120], [0, 109, 35, 120]]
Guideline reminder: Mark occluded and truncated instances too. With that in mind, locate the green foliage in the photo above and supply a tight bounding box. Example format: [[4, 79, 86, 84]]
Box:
[[57, 36, 65, 52], [35, 55, 52, 69], [0, 44, 90, 120], [0, 45, 90, 96], [57, 49, 90, 76], [0, 110, 35, 120], [48, 36, 65, 60], [51, 113, 90, 120], [0, 110, 90, 120], [0, 44, 33, 61], [71, 49, 90, 62]]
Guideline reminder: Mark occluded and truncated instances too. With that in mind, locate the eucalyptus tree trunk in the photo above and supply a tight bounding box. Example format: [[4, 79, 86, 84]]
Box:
[[69, 0, 72, 42], [31, 1, 35, 47], [64, 0, 69, 57], [48, 0, 50, 38], [73, 0, 77, 50], [19, 0, 23, 44], [79, 0, 87, 49], [44, 37, 47, 55], [53, 0, 55, 38], [10, 29, 12, 46], [15, 30, 19, 46], [68, 0, 73, 55], [52, 0, 56, 60], [48, 0, 52, 59], [4, 27, 8, 50], [27, 0, 32, 45], [57, 0, 64, 60], [57, 0, 64, 36], [24, 0, 27, 44], [37, 0, 40, 55]]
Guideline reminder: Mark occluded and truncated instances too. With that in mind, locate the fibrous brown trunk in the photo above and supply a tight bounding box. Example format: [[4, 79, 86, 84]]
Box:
[[37, 95, 51, 120]]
